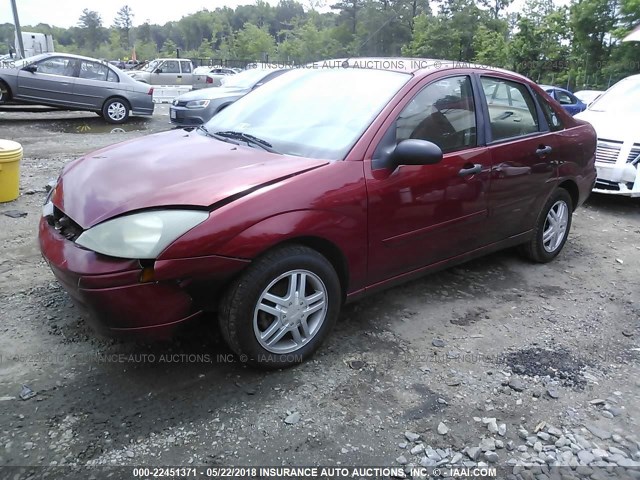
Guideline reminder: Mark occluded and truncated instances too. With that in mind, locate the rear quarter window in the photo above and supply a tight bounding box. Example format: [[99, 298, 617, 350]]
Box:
[[533, 90, 564, 131]]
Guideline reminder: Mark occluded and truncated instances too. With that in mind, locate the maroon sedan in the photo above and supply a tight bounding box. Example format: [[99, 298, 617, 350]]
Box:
[[39, 59, 597, 368]]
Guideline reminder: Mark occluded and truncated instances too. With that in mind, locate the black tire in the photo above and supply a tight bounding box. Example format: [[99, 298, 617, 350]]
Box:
[[102, 97, 130, 124], [219, 245, 342, 369], [520, 188, 573, 263], [0, 81, 10, 104]]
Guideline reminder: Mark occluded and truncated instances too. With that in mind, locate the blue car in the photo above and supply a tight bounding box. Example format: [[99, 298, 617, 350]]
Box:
[[540, 85, 587, 116]]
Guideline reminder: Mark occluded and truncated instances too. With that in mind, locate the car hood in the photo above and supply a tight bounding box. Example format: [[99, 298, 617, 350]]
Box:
[[52, 129, 328, 229], [176, 86, 250, 101], [575, 110, 640, 143]]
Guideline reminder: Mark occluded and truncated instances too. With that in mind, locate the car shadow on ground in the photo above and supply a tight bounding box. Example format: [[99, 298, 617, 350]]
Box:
[[585, 192, 640, 214]]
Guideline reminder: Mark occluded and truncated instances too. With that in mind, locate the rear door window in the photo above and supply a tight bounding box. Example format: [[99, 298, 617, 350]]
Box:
[[481, 77, 540, 141]]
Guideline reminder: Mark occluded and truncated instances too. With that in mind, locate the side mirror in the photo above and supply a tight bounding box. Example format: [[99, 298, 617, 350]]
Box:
[[252, 82, 264, 90], [154, 68, 163, 74], [390, 139, 443, 167], [23, 64, 37, 73]]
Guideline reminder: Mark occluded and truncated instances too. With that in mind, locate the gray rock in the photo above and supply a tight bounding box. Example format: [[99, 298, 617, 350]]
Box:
[[284, 412, 301, 425], [396, 455, 408, 465], [398, 442, 408, 449], [495, 440, 505, 449], [498, 424, 507, 437], [432, 338, 445, 347], [601, 411, 614, 419], [509, 378, 525, 392], [547, 387, 560, 399], [480, 437, 496, 452], [608, 446, 627, 457], [125, 450, 135, 458], [425, 448, 441, 461], [585, 424, 611, 440], [487, 419, 499, 434], [575, 434, 592, 449], [451, 453, 463, 464], [538, 432, 551, 441], [547, 427, 563, 437], [484, 451, 499, 463], [518, 429, 529, 439], [577, 450, 595, 464], [612, 434, 624, 443], [405, 431, 421, 442], [420, 457, 437, 467], [592, 448, 608, 460], [466, 447, 481, 460], [518, 445, 528, 452], [410, 444, 424, 455], [506, 441, 515, 451], [607, 407, 624, 417], [437, 422, 449, 435], [534, 442, 543, 453], [616, 458, 640, 467]]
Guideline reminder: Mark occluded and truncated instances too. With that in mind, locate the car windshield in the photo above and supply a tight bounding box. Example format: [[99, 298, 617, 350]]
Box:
[[588, 76, 640, 113], [140, 60, 160, 72], [221, 69, 276, 89], [204, 68, 410, 160]]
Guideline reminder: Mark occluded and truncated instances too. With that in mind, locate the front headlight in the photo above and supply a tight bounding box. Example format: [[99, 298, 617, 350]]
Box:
[[185, 100, 210, 109], [76, 210, 209, 259]]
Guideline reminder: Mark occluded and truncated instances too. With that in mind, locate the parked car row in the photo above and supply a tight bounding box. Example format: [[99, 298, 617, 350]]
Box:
[[0, 52, 154, 123], [39, 58, 598, 368]]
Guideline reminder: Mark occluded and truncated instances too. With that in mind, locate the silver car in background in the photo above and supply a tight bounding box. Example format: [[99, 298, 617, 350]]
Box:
[[0, 53, 154, 123], [169, 68, 288, 127]]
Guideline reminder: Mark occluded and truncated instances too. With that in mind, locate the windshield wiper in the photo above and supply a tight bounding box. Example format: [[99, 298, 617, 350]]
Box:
[[213, 131, 280, 154]]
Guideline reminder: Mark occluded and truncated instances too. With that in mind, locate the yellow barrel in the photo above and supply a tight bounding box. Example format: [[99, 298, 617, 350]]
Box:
[[0, 140, 23, 202]]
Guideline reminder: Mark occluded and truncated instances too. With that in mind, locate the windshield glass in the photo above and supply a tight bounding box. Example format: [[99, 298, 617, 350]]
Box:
[[588, 76, 640, 113], [221, 68, 277, 89], [204, 68, 409, 160], [141, 60, 160, 72]]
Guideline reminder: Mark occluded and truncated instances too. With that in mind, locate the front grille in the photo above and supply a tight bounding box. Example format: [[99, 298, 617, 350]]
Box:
[[48, 207, 83, 241], [596, 139, 622, 164], [595, 179, 621, 191], [627, 144, 640, 165]]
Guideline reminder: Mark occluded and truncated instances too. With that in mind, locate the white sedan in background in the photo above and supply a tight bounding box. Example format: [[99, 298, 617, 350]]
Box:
[[576, 75, 640, 197]]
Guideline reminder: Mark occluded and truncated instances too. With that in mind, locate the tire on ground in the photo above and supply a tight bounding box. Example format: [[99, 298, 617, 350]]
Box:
[[520, 188, 573, 263], [219, 245, 342, 369]]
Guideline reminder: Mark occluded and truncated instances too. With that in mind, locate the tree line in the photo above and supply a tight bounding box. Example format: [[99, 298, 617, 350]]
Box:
[[1, 0, 638, 89]]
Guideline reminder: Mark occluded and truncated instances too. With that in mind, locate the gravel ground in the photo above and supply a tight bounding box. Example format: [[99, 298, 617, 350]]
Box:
[[0, 107, 639, 479]]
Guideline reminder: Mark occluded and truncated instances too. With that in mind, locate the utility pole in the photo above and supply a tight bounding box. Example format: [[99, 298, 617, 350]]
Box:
[[10, 0, 25, 59]]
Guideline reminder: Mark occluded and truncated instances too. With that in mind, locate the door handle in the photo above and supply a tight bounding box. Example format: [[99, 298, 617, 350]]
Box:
[[458, 164, 482, 176], [536, 145, 553, 156]]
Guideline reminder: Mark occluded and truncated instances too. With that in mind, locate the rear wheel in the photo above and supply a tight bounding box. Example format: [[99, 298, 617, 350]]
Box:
[[102, 98, 130, 124], [520, 189, 573, 263], [219, 245, 341, 369]]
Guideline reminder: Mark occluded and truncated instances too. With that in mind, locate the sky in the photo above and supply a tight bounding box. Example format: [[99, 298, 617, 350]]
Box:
[[0, 0, 308, 29]]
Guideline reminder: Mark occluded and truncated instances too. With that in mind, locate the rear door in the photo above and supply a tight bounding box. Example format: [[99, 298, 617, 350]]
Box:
[[366, 74, 493, 283], [74, 60, 120, 109], [16, 56, 77, 105], [479, 75, 559, 237], [179, 60, 193, 85]]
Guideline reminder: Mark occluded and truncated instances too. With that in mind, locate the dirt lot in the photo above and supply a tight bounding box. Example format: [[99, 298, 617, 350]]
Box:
[[0, 107, 639, 479]]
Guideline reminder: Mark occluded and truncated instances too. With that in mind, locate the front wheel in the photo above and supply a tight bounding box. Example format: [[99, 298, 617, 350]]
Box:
[[219, 245, 342, 369], [520, 189, 573, 263], [102, 98, 130, 124], [0, 82, 10, 104]]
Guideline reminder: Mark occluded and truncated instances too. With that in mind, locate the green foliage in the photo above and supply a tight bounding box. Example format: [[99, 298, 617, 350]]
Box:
[[0, 0, 636, 90]]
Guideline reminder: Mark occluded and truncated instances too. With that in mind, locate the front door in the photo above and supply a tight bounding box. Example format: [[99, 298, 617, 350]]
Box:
[[366, 75, 492, 284], [152, 60, 181, 85], [16, 56, 77, 105]]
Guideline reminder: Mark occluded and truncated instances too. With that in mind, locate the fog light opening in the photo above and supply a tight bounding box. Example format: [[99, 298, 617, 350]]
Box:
[[139, 260, 156, 283]]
